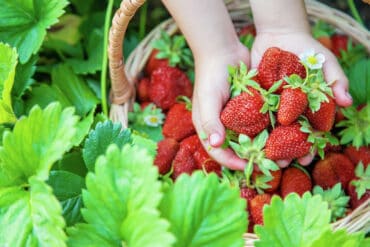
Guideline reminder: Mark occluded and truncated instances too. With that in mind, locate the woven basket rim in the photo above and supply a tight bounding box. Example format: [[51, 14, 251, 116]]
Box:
[[108, 1, 370, 245]]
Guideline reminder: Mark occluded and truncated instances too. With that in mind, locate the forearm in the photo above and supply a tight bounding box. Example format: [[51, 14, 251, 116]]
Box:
[[250, 0, 310, 34], [161, 0, 239, 59]]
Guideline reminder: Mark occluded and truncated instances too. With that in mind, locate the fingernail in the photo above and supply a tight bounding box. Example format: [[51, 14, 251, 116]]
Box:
[[209, 133, 221, 146], [345, 92, 352, 101]]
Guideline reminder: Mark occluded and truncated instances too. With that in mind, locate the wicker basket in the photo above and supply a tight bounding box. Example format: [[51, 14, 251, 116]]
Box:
[[108, 0, 370, 246]]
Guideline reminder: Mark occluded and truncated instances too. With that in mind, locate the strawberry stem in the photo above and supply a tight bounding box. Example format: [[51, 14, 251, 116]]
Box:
[[244, 156, 255, 187]]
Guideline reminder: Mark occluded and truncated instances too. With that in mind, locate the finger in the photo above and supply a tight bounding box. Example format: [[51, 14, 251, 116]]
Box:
[[323, 53, 352, 107], [192, 90, 227, 148], [297, 153, 315, 166], [276, 159, 292, 168]]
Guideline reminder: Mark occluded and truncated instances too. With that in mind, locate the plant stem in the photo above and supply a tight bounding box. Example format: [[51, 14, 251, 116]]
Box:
[[101, 0, 114, 117], [245, 156, 255, 187], [139, 2, 148, 40], [347, 0, 364, 26]]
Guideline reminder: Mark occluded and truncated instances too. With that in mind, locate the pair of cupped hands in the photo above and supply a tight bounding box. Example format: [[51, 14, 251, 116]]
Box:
[[191, 31, 353, 170]]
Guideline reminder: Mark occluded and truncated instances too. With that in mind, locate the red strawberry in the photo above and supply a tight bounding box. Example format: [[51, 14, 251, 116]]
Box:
[[331, 34, 348, 57], [240, 187, 258, 233], [312, 152, 355, 189], [280, 166, 312, 198], [250, 194, 272, 225], [145, 49, 170, 75], [163, 103, 195, 141], [277, 88, 308, 125], [257, 47, 306, 92], [150, 66, 193, 110], [252, 169, 282, 193], [317, 36, 333, 50], [347, 182, 370, 209], [172, 135, 201, 179], [265, 123, 312, 160], [137, 77, 151, 102], [238, 24, 256, 37], [193, 147, 222, 176], [344, 146, 370, 168], [305, 96, 336, 131], [154, 138, 180, 175], [221, 87, 270, 137]]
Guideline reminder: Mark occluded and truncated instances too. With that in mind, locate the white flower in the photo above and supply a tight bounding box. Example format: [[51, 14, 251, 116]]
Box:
[[299, 49, 325, 70], [144, 115, 163, 127]]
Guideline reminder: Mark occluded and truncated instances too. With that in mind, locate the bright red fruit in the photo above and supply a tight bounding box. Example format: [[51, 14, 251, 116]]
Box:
[[193, 147, 222, 176], [252, 169, 282, 193], [137, 77, 151, 102], [312, 152, 355, 189], [344, 146, 370, 168], [280, 167, 312, 198], [221, 87, 270, 137], [331, 34, 348, 57], [240, 187, 258, 233], [145, 49, 170, 75], [305, 96, 336, 131], [257, 47, 306, 92], [154, 138, 179, 175], [238, 24, 256, 37], [150, 66, 193, 110], [277, 88, 308, 125], [172, 135, 201, 179], [317, 36, 333, 50], [250, 194, 272, 225], [265, 123, 311, 160], [163, 103, 196, 141]]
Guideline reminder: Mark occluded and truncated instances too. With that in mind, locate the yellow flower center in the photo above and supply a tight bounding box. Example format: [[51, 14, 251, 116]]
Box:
[[308, 56, 318, 65], [148, 116, 158, 124]]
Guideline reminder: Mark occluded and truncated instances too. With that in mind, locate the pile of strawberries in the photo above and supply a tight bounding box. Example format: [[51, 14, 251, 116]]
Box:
[[132, 28, 369, 233]]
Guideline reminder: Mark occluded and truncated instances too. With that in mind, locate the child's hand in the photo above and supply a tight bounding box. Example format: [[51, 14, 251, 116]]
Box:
[[192, 43, 250, 170], [251, 31, 353, 166], [251, 31, 353, 107]]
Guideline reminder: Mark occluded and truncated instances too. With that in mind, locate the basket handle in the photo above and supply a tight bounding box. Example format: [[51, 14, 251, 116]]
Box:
[[108, 0, 145, 106]]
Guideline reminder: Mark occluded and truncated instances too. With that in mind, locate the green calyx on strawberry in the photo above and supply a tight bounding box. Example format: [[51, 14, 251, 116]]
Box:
[[228, 62, 258, 98], [128, 102, 165, 127], [351, 162, 370, 200], [151, 31, 194, 70], [229, 130, 279, 188], [336, 104, 370, 149], [313, 183, 350, 222], [300, 117, 339, 159]]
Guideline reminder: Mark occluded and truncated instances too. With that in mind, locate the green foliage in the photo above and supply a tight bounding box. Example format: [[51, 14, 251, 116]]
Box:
[[0, 42, 18, 124], [83, 120, 132, 171], [352, 162, 370, 199], [159, 171, 247, 247], [313, 183, 349, 222], [0, 177, 67, 247], [0, 103, 80, 186], [255, 193, 331, 247], [336, 105, 370, 148], [0, 0, 69, 63], [348, 59, 370, 106], [311, 229, 368, 247], [68, 145, 175, 247]]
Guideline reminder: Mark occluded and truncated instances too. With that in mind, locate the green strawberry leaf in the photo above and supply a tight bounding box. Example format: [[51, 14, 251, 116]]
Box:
[[12, 55, 37, 98], [66, 28, 104, 74], [337, 105, 370, 148], [313, 183, 349, 222], [54, 150, 87, 177], [311, 20, 335, 38], [47, 170, 85, 227], [131, 132, 158, 158], [348, 59, 370, 106], [159, 171, 247, 247], [68, 145, 175, 247], [352, 162, 370, 199], [0, 42, 18, 124], [82, 120, 132, 172], [0, 0, 69, 63], [0, 177, 67, 247], [0, 103, 80, 187], [311, 229, 368, 247], [46, 14, 82, 46], [255, 193, 331, 247], [51, 65, 99, 116]]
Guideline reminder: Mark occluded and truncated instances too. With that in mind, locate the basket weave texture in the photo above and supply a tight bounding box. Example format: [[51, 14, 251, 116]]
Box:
[[108, 0, 370, 246]]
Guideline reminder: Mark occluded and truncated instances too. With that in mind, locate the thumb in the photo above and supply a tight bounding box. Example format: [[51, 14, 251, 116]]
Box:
[[323, 53, 352, 107]]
